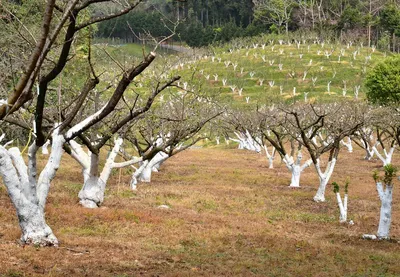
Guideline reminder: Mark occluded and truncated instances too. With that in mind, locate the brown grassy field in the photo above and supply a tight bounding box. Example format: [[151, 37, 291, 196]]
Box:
[[0, 146, 399, 277]]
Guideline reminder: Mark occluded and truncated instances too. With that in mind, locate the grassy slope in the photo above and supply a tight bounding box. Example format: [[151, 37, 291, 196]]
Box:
[[0, 146, 399, 276], [173, 42, 387, 105]]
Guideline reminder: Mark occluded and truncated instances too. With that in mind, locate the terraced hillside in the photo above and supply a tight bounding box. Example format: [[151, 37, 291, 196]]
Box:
[[172, 41, 389, 105]]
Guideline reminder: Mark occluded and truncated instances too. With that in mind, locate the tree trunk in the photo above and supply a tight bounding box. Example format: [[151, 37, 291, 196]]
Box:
[[377, 183, 393, 239], [78, 138, 124, 208], [313, 158, 336, 202], [136, 153, 169, 183], [372, 146, 394, 166], [268, 156, 274, 169], [284, 153, 311, 188], [137, 162, 153, 182], [0, 131, 64, 246], [336, 192, 347, 223], [78, 153, 105, 208], [289, 165, 301, 187], [130, 160, 149, 190], [314, 177, 328, 202], [16, 199, 58, 246]]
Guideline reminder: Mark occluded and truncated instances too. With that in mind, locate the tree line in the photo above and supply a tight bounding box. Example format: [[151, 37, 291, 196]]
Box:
[[95, 0, 400, 51]]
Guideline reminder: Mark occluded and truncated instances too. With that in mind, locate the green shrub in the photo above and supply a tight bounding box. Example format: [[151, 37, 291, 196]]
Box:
[[365, 55, 400, 104]]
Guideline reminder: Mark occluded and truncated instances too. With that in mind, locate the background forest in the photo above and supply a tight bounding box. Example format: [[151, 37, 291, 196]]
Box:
[[96, 0, 400, 51]]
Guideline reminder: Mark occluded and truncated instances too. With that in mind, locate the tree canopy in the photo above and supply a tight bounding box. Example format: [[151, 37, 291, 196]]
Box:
[[365, 55, 400, 104]]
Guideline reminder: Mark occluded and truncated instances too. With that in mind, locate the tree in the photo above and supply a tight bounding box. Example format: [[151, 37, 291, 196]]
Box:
[[364, 164, 397, 239], [0, 0, 171, 246], [374, 164, 397, 239], [365, 55, 400, 104], [253, 0, 297, 35], [282, 102, 365, 202], [67, 75, 179, 208], [332, 180, 349, 223], [122, 91, 222, 188], [338, 6, 363, 31], [256, 107, 313, 187], [380, 3, 400, 52]]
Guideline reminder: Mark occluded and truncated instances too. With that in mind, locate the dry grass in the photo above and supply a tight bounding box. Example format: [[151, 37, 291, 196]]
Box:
[[0, 146, 399, 276]]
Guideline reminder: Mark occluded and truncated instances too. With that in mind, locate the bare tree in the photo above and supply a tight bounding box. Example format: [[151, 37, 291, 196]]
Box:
[[68, 74, 179, 208], [282, 102, 365, 202], [0, 0, 174, 246], [252, 0, 297, 35], [122, 92, 222, 189], [256, 107, 313, 187]]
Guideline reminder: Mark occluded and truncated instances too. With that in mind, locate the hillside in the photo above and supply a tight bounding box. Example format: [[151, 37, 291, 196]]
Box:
[[172, 40, 388, 105]]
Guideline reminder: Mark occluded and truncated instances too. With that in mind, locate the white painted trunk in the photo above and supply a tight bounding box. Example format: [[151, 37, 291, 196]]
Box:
[[336, 192, 348, 223], [289, 165, 301, 187], [130, 160, 149, 190], [264, 145, 275, 169], [136, 153, 169, 183], [79, 177, 106, 208], [314, 177, 328, 202], [16, 201, 58, 246], [373, 146, 394, 166], [138, 163, 153, 183], [151, 152, 168, 172], [377, 183, 393, 239], [78, 154, 104, 208], [364, 149, 374, 161], [268, 156, 274, 169], [0, 129, 64, 246], [284, 153, 311, 188], [41, 140, 50, 155], [313, 159, 336, 202], [0, 152, 57, 245], [341, 137, 353, 153], [78, 138, 125, 208]]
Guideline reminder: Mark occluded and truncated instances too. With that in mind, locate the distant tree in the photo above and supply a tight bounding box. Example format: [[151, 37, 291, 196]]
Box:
[[184, 20, 206, 47], [338, 6, 363, 31], [380, 3, 400, 51], [252, 0, 297, 35]]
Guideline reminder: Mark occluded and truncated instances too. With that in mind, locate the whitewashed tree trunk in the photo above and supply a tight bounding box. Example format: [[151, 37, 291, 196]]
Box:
[[0, 129, 64, 246], [263, 145, 276, 169], [283, 153, 312, 188], [231, 131, 261, 153], [41, 140, 50, 155], [230, 137, 244, 149], [130, 160, 149, 190], [363, 144, 375, 161], [138, 162, 153, 183], [70, 138, 141, 208], [78, 153, 104, 208], [137, 153, 169, 183], [151, 152, 168, 172], [336, 192, 348, 223], [376, 182, 393, 239], [289, 164, 301, 187], [340, 137, 353, 153], [313, 158, 337, 202], [372, 146, 395, 166]]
